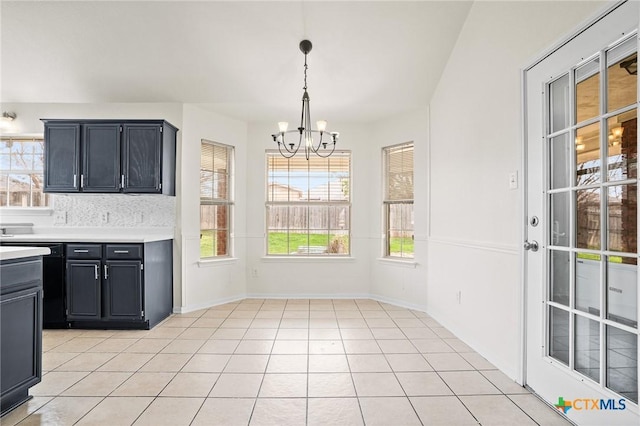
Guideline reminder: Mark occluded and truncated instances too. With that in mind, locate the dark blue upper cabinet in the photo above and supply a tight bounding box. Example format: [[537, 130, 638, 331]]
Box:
[[42, 119, 177, 195], [122, 124, 161, 193], [44, 123, 81, 192], [83, 123, 121, 192]]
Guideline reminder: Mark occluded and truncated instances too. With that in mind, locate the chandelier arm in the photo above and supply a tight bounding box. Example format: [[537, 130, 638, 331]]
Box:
[[312, 139, 337, 158], [277, 140, 299, 158]]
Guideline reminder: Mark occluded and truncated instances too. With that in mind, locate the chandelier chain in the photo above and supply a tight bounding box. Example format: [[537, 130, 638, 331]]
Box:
[[303, 54, 308, 91]]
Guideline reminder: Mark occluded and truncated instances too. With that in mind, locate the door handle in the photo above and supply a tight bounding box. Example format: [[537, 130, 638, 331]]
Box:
[[524, 240, 539, 252], [94, 264, 99, 280], [104, 264, 109, 280]]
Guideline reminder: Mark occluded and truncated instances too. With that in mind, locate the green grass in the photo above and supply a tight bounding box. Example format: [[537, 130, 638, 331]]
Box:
[[200, 230, 217, 258], [389, 237, 414, 257], [577, 252, 625, 263], [268, 232, 349, 254]]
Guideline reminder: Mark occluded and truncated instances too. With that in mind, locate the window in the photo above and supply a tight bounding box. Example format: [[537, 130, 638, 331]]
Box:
[[0, 137, 49, 207], [383, 142, 414, 258], [200, 140, 233, 258], [266, 152, 351, 256]]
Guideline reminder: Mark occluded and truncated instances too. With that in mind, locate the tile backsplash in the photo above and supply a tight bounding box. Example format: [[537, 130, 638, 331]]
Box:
[[51, 194, 175, 227]]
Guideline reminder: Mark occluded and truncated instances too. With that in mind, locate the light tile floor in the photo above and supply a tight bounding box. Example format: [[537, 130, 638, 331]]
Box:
[[2, 299, 572, 425]]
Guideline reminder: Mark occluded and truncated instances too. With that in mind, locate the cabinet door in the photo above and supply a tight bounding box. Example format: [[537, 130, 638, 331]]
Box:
[[66, 260, 101, 320], [104, 260, 143, 320], [0, 287, 42, 400], [44, 123, 80, 192], [122, 124, 161, 193], [82, 123, 121, 192]]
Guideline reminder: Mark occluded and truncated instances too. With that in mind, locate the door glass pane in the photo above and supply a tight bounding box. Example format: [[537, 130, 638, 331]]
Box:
[[576, 253, 601, 315], [575, 315, 600, 382], [576, 59, 600, 123], [550, 306, 570, 365], [607, 110, 637, 182], [608, 184, 637, 253], [550, 192, 570, 247], [607, 257, 637, 328], [607, 326, 638, 403], [607, 38, 637, 112], [550, 250, 570, 306], [550, 133, 571, 189], [576, 123, 601, 185], [576, 188, 601, 250], [550, 74, 570, 133]]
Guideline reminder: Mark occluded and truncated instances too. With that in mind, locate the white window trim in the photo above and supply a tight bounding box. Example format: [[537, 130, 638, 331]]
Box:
[[0, 136, 49, 209], [382, 142, 415, 260], [200, 139, 234, 260], [265, 150, 352, 257]]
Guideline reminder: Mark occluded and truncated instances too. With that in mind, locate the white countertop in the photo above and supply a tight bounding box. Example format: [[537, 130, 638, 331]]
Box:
[[0, 228, 174, 243], [0, 246, 51, 261]]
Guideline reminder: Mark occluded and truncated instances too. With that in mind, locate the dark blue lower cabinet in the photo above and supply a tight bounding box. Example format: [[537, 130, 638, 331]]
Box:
[[0, 257, 43, 416], [104, 260, 143, 320], [64, 241, 172, 330]]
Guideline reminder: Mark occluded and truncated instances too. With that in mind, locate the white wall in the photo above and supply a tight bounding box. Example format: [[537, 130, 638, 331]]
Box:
[[426, 1, 607, 379], [368, 108, 429, 310], [177, 104, 248, 311], [244, 121, 372, 297]]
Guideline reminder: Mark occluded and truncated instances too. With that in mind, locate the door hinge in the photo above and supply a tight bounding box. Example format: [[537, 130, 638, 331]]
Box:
[[159, 183, 162, 190], [141, 310, 145, 317], [66, 309, 69, 315], [159, 127, 163, 133], [141, 263, 144, 271], [119, 126, 123, 132]]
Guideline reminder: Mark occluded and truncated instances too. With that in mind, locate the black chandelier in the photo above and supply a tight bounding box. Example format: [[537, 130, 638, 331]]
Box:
[[272, 40, 338, 160]]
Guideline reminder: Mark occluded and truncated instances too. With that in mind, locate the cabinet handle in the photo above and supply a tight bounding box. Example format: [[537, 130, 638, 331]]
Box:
[[73, 249, 89, 253], [73, 174, 77, 187], [121, 175, 125, 189], [104, 264, 109, 280], [113, 250, 129, 254], [94, 264, 99, 280], [81, 174, 84, 188]]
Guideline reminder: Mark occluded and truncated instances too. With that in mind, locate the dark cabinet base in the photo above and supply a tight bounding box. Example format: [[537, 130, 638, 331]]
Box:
[[1, 391, 32, 417], [69, 319, 151, 330]]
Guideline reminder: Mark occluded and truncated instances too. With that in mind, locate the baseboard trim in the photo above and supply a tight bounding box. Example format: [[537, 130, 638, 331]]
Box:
[[369, 294, 427, 313], [173, 294, 246, 314], [174, 293, 428, 314], [245, 293, 371, 300]]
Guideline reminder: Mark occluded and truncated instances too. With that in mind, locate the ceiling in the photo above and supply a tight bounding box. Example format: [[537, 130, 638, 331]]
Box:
[[1, 1, 472, 123]]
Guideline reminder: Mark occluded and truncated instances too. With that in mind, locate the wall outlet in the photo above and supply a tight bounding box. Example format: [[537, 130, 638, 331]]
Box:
[[456, 290, 462, 304], [251, 268, 258, 278], [53, 211, 67, 225], [101, 212, 109, 224]]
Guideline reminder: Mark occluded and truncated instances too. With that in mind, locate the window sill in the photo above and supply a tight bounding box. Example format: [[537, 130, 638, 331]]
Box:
[[197, 257, 239, 267], [377, 257, 418, 268], [0, 207, 53, 216], [261, 256, 356, 263]]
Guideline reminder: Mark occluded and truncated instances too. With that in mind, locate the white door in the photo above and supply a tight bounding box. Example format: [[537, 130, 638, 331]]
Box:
[[525, 2, 639, 425]]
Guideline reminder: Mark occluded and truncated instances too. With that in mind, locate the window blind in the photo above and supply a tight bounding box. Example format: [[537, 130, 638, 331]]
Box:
[[384, 143, 414, 201]]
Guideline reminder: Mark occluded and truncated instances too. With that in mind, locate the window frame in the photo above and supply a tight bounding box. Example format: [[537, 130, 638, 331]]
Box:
[[200, 139, 234, 259], [383, 142, 414, 259], [265, 150, 352, 257], [0, 136, 49, 209]]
